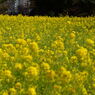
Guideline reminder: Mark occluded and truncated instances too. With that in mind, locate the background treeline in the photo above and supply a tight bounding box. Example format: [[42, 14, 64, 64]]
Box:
[[36, 0, 95, 16], [0, 0, 95, 16]]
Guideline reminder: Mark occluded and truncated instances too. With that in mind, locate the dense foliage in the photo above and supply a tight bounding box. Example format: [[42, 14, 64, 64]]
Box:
[[0, 15, 95, 95], [0, 0, 6, 3]]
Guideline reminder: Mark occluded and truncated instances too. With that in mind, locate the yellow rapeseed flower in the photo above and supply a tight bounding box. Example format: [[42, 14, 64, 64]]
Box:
[[0, 48, 3, 53], [23, 55, 33, 62], [27, 66, 39, 77], [9, 88, 16, 95], [46, 70, 56, 81], [60, 67, 67, 72], [16, 39, 27, 46], [2, 52, 9, 59], [3, 91, 9, 95], [30, 42, 39, 53], [35, 34, 41, 41], [4, 70, 12, 78], [27, 87, 36, 95], [61, 71, 72, 83], [70, 32, 75, 39], [15, 63, 23, 70], [75, 71, 88, 83], [67, 21, 71, 24], [2, 44, 17, 54], [41, 62, 50, 70], [70, 56, 77, 63], [51, 40, 64, 50], [15, 82, 22, 89], [63, 50, 68, 56], [92, 83, 95, 89], [82, 87, 88, 95], [22, 47, 29, 55], [58, 67, 72, 83], [86, 38, 94, 46], [27, 39, 32, 44], [76, 47, 88, 58]]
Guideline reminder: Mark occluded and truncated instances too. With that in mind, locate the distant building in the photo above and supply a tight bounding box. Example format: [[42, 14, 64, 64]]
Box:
[[8, 0, 31, 15]]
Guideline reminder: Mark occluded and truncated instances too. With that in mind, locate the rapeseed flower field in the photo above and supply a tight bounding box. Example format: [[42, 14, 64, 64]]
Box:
[[0, 15, 95, 95]]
